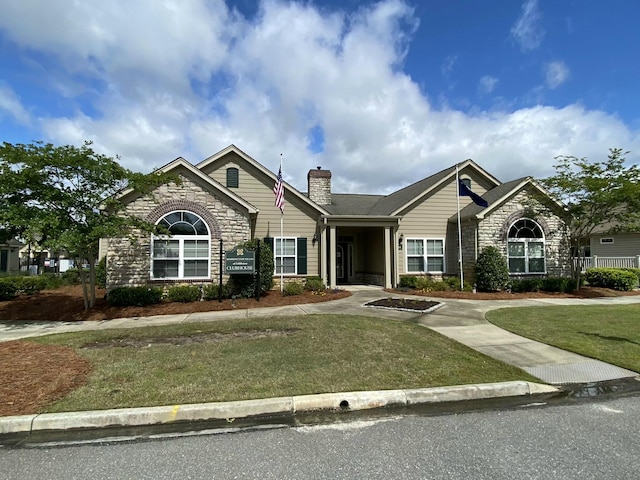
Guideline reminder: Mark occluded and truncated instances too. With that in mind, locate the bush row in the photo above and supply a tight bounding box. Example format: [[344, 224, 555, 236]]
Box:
[[0, 274, 64, 301], [585, 268, 638, 291], [510, 277, 577, 293], [106, 276, 327, 307], [399, 275, 473, 292]]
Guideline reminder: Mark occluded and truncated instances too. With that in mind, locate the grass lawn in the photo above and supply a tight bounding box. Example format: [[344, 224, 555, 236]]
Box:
[[487, 304, 640, 372], [33, 314, 537, 413]]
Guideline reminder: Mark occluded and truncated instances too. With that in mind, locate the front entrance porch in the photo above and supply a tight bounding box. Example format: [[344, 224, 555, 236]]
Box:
[[318, 217, 401, 289]]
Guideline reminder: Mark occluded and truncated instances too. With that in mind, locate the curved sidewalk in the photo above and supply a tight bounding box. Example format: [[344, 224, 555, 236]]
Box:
[[1, 286, 638, 385]]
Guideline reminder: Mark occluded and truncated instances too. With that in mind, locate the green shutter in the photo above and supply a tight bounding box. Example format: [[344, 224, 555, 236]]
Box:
[[264, 237, 274, 253], [297, 237, 307, 275]]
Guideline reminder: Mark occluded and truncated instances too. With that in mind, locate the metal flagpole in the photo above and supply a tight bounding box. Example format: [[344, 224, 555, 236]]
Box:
[[456, 164, 464, 290], [279, 154, 284, 293]]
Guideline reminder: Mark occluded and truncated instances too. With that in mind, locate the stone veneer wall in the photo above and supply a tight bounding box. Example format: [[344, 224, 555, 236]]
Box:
[[106, 176, 251, 290], [307, 169, 332, 205], [475, 192, 570, 279]]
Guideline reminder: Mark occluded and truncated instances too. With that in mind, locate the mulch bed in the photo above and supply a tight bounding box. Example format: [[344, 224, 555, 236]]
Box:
[[365, 298, 441, 312]]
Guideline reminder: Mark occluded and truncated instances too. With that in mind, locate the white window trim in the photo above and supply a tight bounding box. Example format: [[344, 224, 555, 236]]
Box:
[[274, 236, 297, 276], [405, 238, 445, 274], [507, 218, 546, 275], [150, 211, 211, 280]]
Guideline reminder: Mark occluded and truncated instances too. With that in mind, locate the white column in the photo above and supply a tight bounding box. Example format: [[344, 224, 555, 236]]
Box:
[[384, 226, 391, 289], [320, 227, 328, 287], [329, 226, 337, 289], [392, 227, 399, 287]]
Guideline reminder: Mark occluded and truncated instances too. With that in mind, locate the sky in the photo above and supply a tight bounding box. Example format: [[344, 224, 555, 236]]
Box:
[[1, 0, 639, 195]]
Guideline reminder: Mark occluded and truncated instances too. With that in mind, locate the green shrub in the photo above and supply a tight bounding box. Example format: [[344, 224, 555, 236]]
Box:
[[474, 246, 510, 292], [541, 277, 574, 293], [585, 268, 638, 291], [399, 276, 419, 288], [0, 278, 19, 301], [166, 285, 201, 303], [229, 239, 275, 298], [304, 276, 325, 292], [95, 256, 107, 289], [282, 282, 304, 296], [443, 276, 474, 292], [107, 286, 163, 306], [60, 268, 82, 285], [202, 283, 231, 301], [41, 272, 63, 290], [621, 268, 640, 285]]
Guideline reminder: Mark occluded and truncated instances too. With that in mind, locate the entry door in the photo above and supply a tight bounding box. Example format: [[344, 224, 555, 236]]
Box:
[[336, 242, 352, 283]]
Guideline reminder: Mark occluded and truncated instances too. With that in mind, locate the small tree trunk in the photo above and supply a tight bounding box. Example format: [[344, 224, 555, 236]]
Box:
[[77, 257, 90, 311], [87, 251, 96, 309]]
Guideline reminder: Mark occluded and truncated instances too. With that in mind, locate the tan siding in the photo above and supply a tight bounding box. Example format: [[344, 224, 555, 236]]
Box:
[[397, 169, 490, 275], [201, 152, 320, 276], [591, 234, 640, 257]]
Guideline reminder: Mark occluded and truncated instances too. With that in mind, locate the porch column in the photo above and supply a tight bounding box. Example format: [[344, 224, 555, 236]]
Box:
[[329, 226, 337, 289], [393, 227, 399, 287], [384, 226, 391, 289], [320, 226, 328, 287]]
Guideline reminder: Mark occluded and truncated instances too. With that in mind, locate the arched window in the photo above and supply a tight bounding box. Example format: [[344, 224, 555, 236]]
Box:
[[152, 211, 210, 279], [507, 218, 545, 274]]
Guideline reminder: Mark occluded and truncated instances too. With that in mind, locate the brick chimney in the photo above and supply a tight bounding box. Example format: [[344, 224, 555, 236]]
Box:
[[307, 166, 332, 205]]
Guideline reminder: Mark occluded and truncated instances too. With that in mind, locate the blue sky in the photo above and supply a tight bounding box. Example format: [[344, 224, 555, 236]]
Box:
[[1, 0, 639, 194]]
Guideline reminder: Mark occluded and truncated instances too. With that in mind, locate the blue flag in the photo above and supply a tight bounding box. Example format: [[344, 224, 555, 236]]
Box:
[[459, 180, 488, 207]]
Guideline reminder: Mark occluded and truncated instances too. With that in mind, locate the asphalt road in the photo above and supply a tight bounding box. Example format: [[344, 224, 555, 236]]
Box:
[[2, 395, 639, 480]]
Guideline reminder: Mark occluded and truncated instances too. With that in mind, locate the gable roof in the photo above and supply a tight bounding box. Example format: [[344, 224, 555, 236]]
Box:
[[120, 157, 259, 215], [196, 144, 330, 216], [321, 159, 501, 217], [454, 176, 564, 221]]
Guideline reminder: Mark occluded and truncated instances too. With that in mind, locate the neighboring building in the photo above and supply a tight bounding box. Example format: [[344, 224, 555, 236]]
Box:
[[104, 145, 570, 290], [0, 239, 23, 274]]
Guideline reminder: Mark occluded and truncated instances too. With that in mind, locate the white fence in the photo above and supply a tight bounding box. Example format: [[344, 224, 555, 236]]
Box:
[[575, 255, 640, 272]]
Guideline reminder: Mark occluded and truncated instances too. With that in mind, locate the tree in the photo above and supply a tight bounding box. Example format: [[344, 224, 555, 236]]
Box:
[[537, 148, 640, 288], [474, 246, 510, 292], [0, 141, 174, 309]]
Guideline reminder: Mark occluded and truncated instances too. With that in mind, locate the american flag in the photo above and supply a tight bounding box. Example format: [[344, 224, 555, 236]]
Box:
[[274, 165, 285, 213]]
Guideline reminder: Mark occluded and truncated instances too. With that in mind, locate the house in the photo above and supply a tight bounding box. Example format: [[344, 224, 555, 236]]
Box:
[[104, 145, 570, 290], [0, 239, 23, 274], [582, 222, 640, 270]]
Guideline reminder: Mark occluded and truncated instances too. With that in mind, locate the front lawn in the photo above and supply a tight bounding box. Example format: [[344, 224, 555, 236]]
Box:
[[28, 314, 537, 414], [487, 305, 640, 372]]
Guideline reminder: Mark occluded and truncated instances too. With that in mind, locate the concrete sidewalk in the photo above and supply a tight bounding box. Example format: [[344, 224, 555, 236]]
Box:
[[1, 286, 639, 444]]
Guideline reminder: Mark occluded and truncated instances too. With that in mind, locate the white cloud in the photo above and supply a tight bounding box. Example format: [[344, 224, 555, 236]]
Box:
[[545, 61, 570, 89], [478, 76, 499, 95], [441, 55, 457, 77], [0, 85, 31, 125], [511, 0, 545, 52], [1, 0, 639, 196]]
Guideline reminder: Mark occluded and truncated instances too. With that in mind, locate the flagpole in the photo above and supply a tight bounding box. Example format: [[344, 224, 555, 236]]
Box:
[[279, 154, 284, 293], [456, 165, 464, 290]]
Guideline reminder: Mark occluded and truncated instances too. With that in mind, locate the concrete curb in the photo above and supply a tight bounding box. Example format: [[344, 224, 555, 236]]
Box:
[[1, 381, 558, 441]]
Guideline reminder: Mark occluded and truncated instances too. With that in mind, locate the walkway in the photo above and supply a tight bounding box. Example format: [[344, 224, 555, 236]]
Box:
[[1, 286, 638, 385]]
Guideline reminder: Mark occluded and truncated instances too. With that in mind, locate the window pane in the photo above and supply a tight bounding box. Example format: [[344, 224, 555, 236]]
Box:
[[193, 219, 208, 235], [426, 257, 443, 272], [528, 242, 544, 258], [153, 240, 179, 258], [407, 240, 423, 256], [184, 240, 209, 258], [407, 256, 424, 272], [426, 240, 443, 255], [184, 260, 208, 277], [164, 212, 181, 225], [169, 221, 195, 235], [529, 258, 545, 273], [276, 257, 296, 274], [508, 242, 524, 256], [275, 238, 296, 255], [509, 258, 525, 273], [153, 260, 178, 278], [182, 212, 200, 226]]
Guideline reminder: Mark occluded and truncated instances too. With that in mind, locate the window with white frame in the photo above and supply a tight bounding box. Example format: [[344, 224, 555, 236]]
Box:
[[274, 237, 297, 274], [406, 238, 444, 273], [151, 211, 210, 279], [507, 218, 545, 274]]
